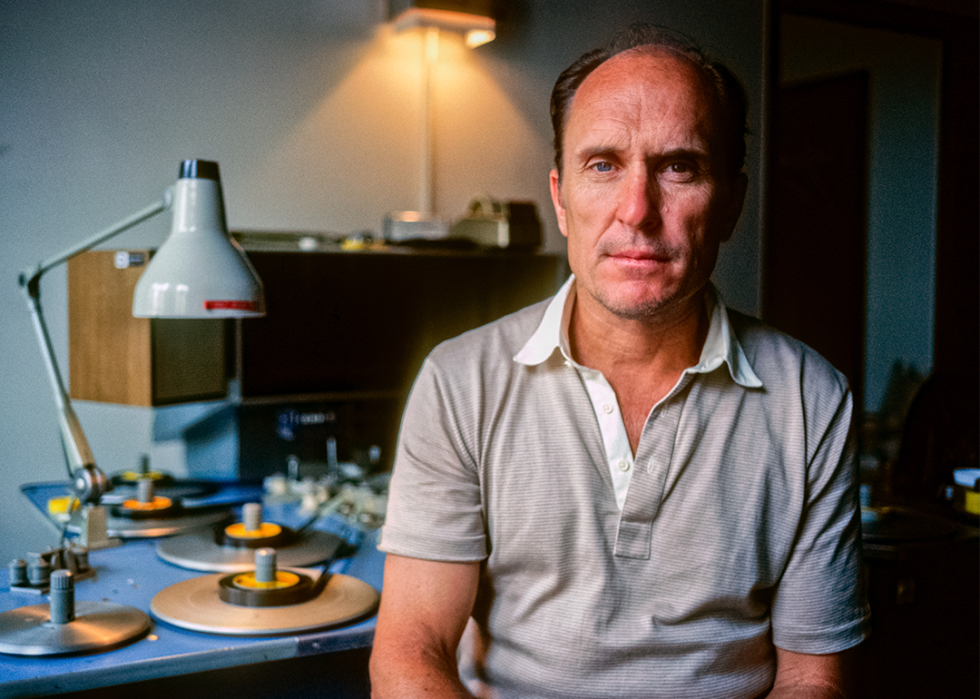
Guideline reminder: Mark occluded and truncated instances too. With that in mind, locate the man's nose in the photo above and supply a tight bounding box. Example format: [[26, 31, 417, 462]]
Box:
[[616, 168, 661, 230]]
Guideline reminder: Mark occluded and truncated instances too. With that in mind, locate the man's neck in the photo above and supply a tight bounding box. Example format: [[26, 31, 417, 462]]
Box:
[[568, 287, 709, 377], [568, 287, 709, 454]]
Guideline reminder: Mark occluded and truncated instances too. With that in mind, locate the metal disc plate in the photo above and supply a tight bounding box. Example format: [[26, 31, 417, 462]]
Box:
[[101, 480, 219, 504], [150, 571, 379, 636], [156, 529, 344, 572], [67, 507, 232, 539], [0, 601, 151, 656]]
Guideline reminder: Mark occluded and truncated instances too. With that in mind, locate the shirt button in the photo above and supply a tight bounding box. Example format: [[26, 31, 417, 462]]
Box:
[[602, 404, 614, 414], [617, 460, 630, 472]]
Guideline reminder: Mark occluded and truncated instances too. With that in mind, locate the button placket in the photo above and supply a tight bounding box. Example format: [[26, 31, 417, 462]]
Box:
[[577, 369, 633, 509], [614, 378, 691, 559]]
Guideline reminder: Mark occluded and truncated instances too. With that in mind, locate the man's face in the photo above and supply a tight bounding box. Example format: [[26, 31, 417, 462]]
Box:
[[550, 49, 746, 322]]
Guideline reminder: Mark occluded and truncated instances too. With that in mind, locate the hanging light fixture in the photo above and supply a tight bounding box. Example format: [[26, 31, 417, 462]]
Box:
[[390, 0, 497, 48]]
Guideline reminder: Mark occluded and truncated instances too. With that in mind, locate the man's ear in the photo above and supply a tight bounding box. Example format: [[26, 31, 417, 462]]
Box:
[[720, 172, 748, 243], [549, 169, 569, 239]]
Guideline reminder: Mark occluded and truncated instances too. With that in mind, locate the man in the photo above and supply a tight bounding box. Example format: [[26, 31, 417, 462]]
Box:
[[371, 25, 870, 699]]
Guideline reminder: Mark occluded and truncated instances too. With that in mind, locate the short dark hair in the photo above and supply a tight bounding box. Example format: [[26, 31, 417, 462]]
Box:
[[549, 24, 748, 179]]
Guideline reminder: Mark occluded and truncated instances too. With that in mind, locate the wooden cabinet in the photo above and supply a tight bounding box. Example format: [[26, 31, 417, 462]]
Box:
[[68, 245, 564, 408], [67, 249, 228, 406], [237, 248, 564, 400]]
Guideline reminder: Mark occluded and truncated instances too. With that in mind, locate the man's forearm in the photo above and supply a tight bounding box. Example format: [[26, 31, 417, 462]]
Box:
[[370, 556, 482, 698], [766, 646, 853, 699], [765, 686, 846, 699], [370, 649, 476, 699]]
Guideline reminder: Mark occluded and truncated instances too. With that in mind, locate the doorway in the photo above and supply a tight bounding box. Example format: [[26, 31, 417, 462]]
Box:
[[766, 70, 869, 416]]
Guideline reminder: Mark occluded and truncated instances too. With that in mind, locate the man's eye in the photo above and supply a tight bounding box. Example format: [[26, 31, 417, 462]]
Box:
[[663, 161, 702, 180], [590, 161, 614, 173]]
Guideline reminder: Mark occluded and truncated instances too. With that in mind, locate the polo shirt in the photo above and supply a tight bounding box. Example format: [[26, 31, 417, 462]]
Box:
[[515, 277, 763, 511], [380, 277, 870, 699]]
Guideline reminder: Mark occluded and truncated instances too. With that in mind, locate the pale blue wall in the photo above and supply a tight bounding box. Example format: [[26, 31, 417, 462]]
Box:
[[780, 15, 941, 413]]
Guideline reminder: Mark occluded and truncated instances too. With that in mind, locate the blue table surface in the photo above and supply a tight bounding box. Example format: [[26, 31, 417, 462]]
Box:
[[0, 482, 386, 698]]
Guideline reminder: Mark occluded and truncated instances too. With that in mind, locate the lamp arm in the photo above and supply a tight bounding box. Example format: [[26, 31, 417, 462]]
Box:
[[23, 188, 174, 283], [17, 188, 174, 490]]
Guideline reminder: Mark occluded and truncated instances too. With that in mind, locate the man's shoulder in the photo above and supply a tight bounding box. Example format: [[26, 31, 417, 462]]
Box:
[[428, 298, 551, 367], [726, 308, 849, 397]]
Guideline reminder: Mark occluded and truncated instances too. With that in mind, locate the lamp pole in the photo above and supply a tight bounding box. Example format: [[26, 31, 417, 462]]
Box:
[[18, 190, 173, 548], [19, 192, 173, 478], [419, 26, 439, 218]]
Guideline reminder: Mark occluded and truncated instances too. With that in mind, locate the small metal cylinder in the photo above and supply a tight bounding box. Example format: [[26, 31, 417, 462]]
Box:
[[137, 478, 155, 503], [27, 553, 51, 586], [8, 558, 28, 586], [287, 454, 300, 481], [242, 502, 263, 532], [254, 548, 277, 584], [49, 570, 75, 624]]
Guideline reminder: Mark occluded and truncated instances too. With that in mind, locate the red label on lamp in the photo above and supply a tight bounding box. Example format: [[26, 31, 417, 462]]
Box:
[[204, 300, 259, 311]]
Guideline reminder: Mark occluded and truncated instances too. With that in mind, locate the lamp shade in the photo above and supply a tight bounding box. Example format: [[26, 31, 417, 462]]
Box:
[[132, 160, 265, 318], [390, 0, 496, 45]]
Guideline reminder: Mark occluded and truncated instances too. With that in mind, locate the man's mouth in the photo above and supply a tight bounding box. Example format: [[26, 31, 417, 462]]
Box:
[[606, 249, 672, 264]]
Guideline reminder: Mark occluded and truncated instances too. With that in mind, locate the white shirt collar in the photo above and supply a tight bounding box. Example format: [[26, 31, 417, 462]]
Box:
[[514, 275, 763, 389]]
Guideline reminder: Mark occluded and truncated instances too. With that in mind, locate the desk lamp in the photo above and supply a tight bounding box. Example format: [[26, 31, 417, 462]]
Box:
[[18, 159, 265, 548]]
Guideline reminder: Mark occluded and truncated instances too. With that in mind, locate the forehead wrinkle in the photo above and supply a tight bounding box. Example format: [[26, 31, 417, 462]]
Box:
[[564, 50, 720, 168], [570, 81, 709, 160]]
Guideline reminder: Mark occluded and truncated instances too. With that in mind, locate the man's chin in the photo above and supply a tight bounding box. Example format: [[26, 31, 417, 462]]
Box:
[[597, 292, 673, 321], [593, 283, 705, 323]]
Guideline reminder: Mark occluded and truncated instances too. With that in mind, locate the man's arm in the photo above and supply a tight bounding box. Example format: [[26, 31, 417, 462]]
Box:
[[766, 646, 858, 699], [370, 554, 481, 699]]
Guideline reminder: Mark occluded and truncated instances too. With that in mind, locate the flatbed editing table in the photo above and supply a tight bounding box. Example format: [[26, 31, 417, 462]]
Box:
[[1, 483, 385, 698]]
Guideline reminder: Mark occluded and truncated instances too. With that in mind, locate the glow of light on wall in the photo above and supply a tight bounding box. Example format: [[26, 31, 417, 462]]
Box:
[[241, 23, 548, 241], [243, 25, 425, 232]]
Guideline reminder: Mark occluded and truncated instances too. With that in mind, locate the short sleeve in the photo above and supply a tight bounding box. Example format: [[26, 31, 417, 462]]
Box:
[[378, 357, 489, 561], [770, 373, 871, 653]]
